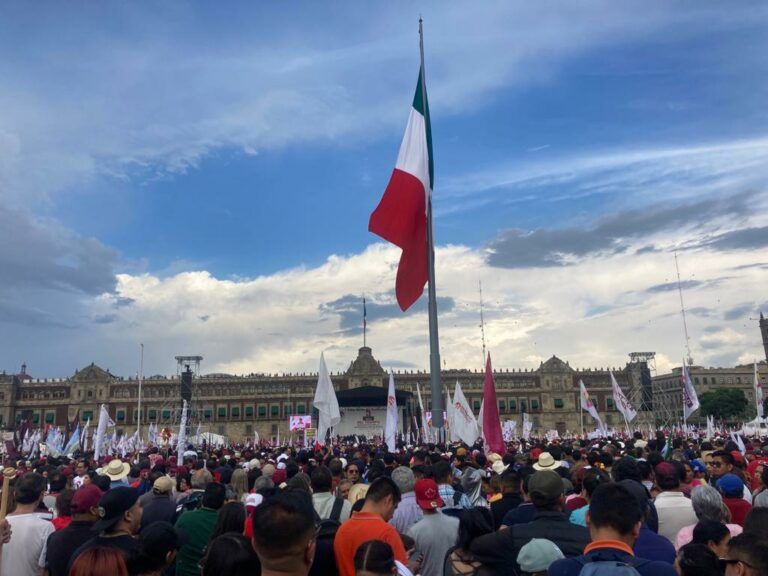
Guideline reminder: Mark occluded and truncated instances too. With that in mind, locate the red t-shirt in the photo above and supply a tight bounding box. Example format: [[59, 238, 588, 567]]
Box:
[[723, 497, 752, 527], [333, 511, 407, 576]]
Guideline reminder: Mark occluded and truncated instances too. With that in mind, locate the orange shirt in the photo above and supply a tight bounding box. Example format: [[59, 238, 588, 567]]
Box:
[[333, 511, 407, 576]]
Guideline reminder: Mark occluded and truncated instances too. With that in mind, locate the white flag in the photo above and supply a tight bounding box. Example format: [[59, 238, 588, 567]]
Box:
[[416, 382, 430, 443], [755, 362, 764, 419], [445, 386, 460, 442], [681, 362, 699, 420], [384, 370, 398, 451], [177, 400, 188, 466], [94, 404, 114, 461], [522, 412, 533, 440], [579, 380, 604, 431], [81, 418, 91, 453], [313, 353, 340, 444], [452, 380, 479, 445], [610, 372, 637, 423], [706, 415, 714, 440]]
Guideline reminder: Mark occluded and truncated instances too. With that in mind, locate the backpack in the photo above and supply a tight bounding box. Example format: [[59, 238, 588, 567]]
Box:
[[315, 497, 344, 540], [575, 557, 649, 576]]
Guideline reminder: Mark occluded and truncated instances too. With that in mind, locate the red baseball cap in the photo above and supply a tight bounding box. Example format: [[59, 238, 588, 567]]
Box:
[[414, 479, 444, 510], [71, 484, 103, 514]]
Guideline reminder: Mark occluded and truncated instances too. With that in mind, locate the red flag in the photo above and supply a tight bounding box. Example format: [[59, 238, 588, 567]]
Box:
[[482, 353, 504, 454], [369, 69, 432, 311]]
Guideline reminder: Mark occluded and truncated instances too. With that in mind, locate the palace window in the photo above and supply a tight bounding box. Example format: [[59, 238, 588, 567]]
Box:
[[531, 399, 539, 410], [231, 407, 240, 418], [87, 390, 93, 399], [498, 400, 506, 413], [520, 400, 527, 412], [554, 399, 564, 409], [148, 409, 157, 421], [258, 405, 267, 417], [83, 411, 93, 421], [245, 406, 254, 417], [271, 405, 279, 417], [218, 407, 227, 419], [283, 405, 292, 416], [271, 424, 278, 434], [32, 413, 40, 424], [116, 410, 125, 422], [297, 404, 306, 415], [45, 412, 54, 424], [509, 400, 517, 411], [204, 409, 212, 420], [607, 398, 614, 409], [473, 400, 481, 412], [245, 424, 253, 434], [162, 409, 171, 419]]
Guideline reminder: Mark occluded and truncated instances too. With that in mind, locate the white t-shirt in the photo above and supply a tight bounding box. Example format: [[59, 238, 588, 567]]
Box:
[[1, 513, 54, 576]]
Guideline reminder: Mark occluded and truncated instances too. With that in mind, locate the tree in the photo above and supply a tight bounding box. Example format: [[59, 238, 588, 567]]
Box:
[[699, 388, 748, 421]]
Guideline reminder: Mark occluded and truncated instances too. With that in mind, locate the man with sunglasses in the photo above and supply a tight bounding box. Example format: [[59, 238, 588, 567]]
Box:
[[720, 533, 768, 576], [711, 451, 752, 503]]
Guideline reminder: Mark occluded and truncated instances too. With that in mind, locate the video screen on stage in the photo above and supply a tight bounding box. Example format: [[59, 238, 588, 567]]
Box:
[[335, 407, 404, 437]]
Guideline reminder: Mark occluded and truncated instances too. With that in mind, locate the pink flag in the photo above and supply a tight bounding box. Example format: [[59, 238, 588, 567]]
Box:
[[482, 354, 505, 454]]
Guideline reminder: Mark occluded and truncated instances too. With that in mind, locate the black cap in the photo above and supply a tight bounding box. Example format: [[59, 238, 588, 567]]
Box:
[[93, 486, 139, 532], [139, 521, 187, 557]]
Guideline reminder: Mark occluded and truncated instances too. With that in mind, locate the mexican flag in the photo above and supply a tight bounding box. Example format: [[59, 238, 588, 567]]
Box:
[[369, 69, 433, 311]]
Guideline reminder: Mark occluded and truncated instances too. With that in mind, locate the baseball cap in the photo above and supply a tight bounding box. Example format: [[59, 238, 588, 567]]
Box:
[[516, 538, 564, 572], [71, 484, 103, 514], [139, 521, 187, 558], [414, 479, 444, 510], [528, 471, 563, 500], [245, 493, 264, 509], [654, 462, 678, 483], [153, 476, 174, 494], [717, 474, 744, 498], [93, 487, 139, 532]]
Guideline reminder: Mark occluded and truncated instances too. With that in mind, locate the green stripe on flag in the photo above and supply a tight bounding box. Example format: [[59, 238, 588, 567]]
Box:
[[412, 68, 434, 190]]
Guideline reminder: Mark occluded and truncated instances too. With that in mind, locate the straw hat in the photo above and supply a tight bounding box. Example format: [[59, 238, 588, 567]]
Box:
[[104, 459, 131, 481], [532, 452, 561, 471]]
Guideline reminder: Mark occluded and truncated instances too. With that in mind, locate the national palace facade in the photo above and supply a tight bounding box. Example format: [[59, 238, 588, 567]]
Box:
[[0, 345, 765, 441]]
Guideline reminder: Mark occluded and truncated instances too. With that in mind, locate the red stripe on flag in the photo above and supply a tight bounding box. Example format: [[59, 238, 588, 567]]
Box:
[[369, 168, 428, 311]]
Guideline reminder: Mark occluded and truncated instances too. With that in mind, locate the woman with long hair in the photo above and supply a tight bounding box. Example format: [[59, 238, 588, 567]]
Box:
[[444, 507, 495, 576], [200, 533, 260, 576], [230, 468, 249, 502], [68, 547, 129, 576], [209, 501, 247, 543]]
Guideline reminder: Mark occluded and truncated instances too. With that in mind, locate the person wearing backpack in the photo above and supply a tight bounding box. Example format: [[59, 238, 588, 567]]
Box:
[[547, 483, 677, 576], [311, 466, 351, 522]]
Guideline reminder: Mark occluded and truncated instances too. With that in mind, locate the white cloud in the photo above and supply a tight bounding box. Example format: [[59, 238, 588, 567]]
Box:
[[53, 232, 765, 379]]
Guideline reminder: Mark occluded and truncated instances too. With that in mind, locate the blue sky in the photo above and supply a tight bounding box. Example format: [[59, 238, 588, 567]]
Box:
[[2, 2, 768, 376]]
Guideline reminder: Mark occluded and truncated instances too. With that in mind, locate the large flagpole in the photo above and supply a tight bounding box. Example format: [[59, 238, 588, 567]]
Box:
[[419, 18, 444, 432]]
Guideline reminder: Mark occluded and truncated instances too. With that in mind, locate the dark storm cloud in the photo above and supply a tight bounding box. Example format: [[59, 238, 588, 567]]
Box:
[[486, 194, 751, 269], [0, 207, 117, 295], [702, 226, 768, 251], [320, 293, 455, 335]]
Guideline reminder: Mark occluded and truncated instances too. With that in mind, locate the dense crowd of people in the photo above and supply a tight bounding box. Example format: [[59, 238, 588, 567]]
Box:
[[1, 431, 768, 576]]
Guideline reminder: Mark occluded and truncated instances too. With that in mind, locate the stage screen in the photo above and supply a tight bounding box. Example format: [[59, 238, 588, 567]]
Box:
[[335, 407, 405, 437]]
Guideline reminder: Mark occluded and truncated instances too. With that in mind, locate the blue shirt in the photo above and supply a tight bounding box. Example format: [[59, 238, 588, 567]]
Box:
[[634, 524, 676, 564], [438, 483, 471, 509], [501, 502, 536, 527], [548, 546, 678, 576]]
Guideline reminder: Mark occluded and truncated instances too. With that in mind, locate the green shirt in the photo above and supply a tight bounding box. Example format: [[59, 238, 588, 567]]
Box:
[[174, 507, 218, 576]]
